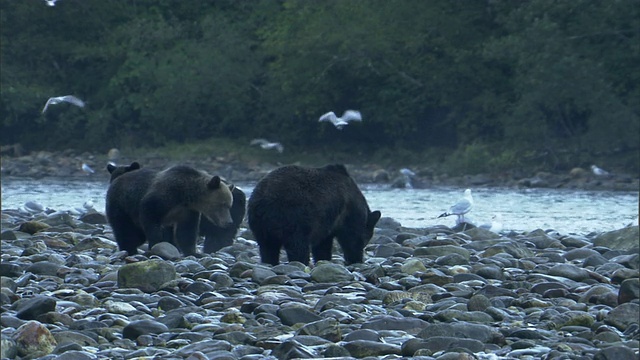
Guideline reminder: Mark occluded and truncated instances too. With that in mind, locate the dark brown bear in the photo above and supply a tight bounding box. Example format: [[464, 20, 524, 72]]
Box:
[[106, 162, 246, 254], [106, 165, 234, 256], [247, 164, 381, 265]]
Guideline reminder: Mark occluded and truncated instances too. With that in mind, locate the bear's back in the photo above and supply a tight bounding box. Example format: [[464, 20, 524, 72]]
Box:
[[250, 164, 366, 210]]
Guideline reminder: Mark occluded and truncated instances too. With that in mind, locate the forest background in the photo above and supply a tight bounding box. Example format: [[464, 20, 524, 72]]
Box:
[[1, 0, 638, 176]]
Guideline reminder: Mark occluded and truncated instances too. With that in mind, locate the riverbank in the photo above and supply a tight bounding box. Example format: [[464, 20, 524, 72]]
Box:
[[1, 205, 639, 359], [1, 148, 639, 191]]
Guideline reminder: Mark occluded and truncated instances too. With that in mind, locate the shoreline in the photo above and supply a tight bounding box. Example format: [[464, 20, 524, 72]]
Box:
[[2, 150, 639, 192]]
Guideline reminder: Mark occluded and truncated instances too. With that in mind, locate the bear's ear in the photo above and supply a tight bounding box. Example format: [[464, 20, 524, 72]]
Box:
[[106, 163, 116, 173], [368, 210, 382, 228], [208, 175, 222, 189], [128, 162, 141, 170], [325, 164, 349, 175]]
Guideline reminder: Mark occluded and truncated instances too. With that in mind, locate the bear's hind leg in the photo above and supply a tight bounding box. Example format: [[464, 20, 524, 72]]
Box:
[[283, 231, 311, 265], [110, 214, 145, 255]]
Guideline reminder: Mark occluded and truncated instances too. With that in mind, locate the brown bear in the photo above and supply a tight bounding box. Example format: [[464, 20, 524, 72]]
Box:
[[247, 164, 381, 266], [106, 165, 235, 256], [106, 162, 246, 253]]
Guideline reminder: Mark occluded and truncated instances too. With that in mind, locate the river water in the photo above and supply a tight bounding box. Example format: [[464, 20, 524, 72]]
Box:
[[1, 178, 638, 235]]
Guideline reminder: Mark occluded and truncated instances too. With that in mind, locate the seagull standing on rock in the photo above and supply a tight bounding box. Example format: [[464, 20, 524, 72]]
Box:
[[81, 163, 95, 175], [250, 139, 284, 153], [399, 168, 416, 189], [42, 95, 85, 113], [438, 188, 474, 223], [318, 110, 362, 130], [591, 165, 610, 177]]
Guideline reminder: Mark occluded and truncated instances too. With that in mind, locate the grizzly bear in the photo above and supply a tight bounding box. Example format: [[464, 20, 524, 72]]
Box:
[[247, 164, 381, 265], [106, 162, 246, 254], [106, 165, 234, 256]]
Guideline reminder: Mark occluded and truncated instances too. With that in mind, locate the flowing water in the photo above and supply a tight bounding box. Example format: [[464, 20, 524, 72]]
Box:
[[2, 178, 638, 235]]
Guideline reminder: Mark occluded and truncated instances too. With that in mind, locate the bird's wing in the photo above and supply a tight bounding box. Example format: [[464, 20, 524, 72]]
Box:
[[319, 111, 337, 123], [449, 198, 472, 215], [41, 98, 55, 113], [61, 95, 85, 108], [250, 138, 268, 146], [342, 110, 362, 122]]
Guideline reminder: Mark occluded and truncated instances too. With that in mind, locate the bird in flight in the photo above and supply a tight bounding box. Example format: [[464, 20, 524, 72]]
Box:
[[318, 110, 362, 130], [250, 139, 284, 153], [42, 95, 85, 113], [44, 0, 58, 6], [438, 188, 474, 223]]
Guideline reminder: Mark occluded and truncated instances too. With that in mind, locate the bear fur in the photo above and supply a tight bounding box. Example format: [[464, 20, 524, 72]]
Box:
[[247, 164, 381, 265], [106, 165, 234, 256], [107, 161, 141, 182], [106, 162, 246, 254]]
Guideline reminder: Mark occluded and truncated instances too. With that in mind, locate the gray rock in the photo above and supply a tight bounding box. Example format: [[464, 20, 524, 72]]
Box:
[[277, 306, 322, 326], [343, 339, 401, 357], [296, 317, 341, 342], [343, 329, 381, 342], [149, 242, 181, 260], [548, 263, 590, 282], [117, 259, 177, 292], [604, 303, 640, 331], [361, 315, 429, 334], [618, 278, 640, 304], [594, 226, 639, 251], [417, 322, 498, 343], [25, 261, 63, 276], [270, 339, 316, 359], [402, 336, 484, 355], [122, 319, 170, 340], [594, 345, 638, 360], [310, 263, 353, 282], [1, 336, 17, 359], [15, 295, 56, 320]]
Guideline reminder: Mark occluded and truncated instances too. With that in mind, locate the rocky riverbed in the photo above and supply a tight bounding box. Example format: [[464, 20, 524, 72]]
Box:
[[1, 205, 639, 359], [1, 149, 639, 191]]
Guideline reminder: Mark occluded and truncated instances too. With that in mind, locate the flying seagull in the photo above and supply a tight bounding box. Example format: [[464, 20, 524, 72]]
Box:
[[438, 188, 474, 223], [42, 95, 85, 113], [591, 165, 610, 177], [44, 0, 58, 6], [318, 110, 362, 130], [250, 138, 284, 153]]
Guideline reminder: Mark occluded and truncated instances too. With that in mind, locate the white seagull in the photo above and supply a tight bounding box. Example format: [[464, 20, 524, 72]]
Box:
[[479, 213, 504, 233], [250, 138, 284, 153], [81, 163, 95, 174], [42, 95, 85, 113], [44, 0, 58, 6], [591, 165, 610, 177], [318, 110, 362, 130], [399, 168, 416, 188], [438, 188, 474, 223]]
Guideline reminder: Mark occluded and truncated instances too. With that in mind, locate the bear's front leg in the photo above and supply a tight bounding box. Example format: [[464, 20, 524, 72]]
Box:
[[311, 236, 334, 263], [140, 195, 170, 249], [174, 210, 201, 256]]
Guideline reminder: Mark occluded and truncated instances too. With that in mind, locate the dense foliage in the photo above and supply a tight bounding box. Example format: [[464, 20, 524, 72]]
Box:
[[2, 0, 638, 174]]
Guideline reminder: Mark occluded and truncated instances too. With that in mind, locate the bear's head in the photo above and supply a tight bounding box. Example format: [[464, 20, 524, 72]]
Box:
[[197, 175, 235, 228], [342, 209, 382, 265], [107, 162, 141, 182]]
